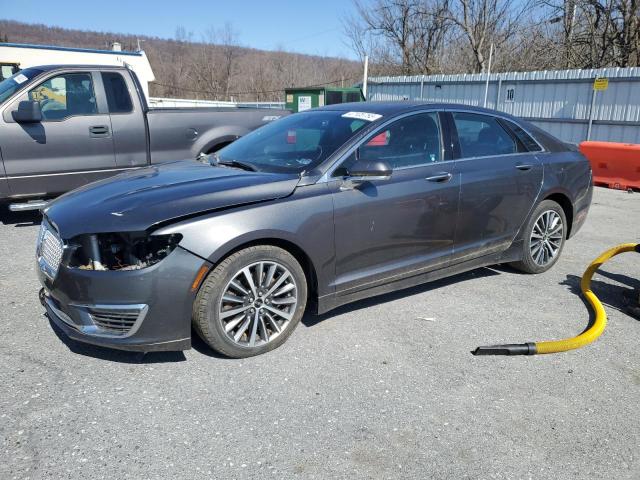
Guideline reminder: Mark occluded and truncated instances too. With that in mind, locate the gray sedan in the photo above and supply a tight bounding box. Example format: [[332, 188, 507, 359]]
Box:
[[36, 102, 593, 358]]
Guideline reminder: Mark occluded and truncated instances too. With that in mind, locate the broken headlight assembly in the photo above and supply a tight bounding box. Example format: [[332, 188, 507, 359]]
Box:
[[67, 232, 182, 271]]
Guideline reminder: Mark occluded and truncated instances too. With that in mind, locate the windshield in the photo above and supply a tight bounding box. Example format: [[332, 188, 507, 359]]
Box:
[[0, 67, 44, 105], [217, 110, 380, 173]]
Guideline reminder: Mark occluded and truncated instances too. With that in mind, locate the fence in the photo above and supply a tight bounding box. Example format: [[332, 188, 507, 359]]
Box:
[[148, 97, 285, 110], [366, 67, 640, 144]]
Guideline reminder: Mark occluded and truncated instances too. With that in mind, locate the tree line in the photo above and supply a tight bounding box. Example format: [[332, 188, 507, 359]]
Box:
[[344, 0, 640, 75], [0, 20, 361, 102]]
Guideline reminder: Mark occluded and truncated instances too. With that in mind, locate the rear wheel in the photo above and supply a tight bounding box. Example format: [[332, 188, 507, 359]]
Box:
[[193, 245, 307, 358], [511, 200, 567, 274]]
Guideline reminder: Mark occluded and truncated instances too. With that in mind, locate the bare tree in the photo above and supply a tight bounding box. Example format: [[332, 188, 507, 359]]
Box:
[[539, 0, 640, 68], [446, 0, 533, 73], [344, 0, 451, 75], [215, 22, 241, 100]]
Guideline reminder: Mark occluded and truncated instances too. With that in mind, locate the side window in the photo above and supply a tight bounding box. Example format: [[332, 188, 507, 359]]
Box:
[[1, 64, 18, 81], [501, 119, 543, 152], [452, 112, 517, 158], [357, 112, 443, 169], [102, 72, 133, 113], [28, 72, 97, 120]]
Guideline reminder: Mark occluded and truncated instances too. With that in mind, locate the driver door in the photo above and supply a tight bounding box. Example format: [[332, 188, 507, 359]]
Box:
[[0, 70, 116, 198], [329, 111, 460, 296]]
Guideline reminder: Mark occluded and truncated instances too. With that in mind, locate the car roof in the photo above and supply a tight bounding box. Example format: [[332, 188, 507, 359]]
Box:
[[315, 101, 513, 118]]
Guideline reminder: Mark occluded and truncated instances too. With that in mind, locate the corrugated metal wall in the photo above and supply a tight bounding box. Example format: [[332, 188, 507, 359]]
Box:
[[366, 68, 640, 144]]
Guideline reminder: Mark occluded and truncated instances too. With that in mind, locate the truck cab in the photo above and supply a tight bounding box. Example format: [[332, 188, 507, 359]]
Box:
[[0, 64, 289, 211], [0, 65, 147, 208]]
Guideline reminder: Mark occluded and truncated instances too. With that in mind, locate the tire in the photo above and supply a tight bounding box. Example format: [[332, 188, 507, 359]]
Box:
[[193, 245, 307, 358], [510, 199, 568, 274]]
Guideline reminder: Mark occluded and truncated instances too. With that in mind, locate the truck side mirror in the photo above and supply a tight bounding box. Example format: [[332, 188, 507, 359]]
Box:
[[12, 100, 42, 123]]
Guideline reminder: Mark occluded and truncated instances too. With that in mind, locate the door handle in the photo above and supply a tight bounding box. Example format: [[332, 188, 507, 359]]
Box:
[[425, 172, 452, 183], [89, 125, 110, 137], [516, 164, 533, 171]]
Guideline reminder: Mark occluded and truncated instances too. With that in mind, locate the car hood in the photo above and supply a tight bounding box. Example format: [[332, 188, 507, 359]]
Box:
[[45, 160, 300, 239]]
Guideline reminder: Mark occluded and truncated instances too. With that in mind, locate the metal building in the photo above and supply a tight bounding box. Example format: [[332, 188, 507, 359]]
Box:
[[366, 68, 640, 144]]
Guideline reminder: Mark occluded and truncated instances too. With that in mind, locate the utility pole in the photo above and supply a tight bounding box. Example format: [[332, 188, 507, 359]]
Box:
[[362, 55, 369, 100], [483, 43, 494, 108]]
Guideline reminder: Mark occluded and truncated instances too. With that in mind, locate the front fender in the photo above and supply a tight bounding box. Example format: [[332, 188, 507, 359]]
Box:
[[154, 183, 336, 298]]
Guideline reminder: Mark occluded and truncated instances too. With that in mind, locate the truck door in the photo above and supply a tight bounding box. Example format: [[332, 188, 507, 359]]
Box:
[[0, 69, 117, 198], [101, 71, 147, 168]]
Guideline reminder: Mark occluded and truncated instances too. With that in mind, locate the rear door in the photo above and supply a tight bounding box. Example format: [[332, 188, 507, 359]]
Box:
[[0, 69, 116, 198], [102, 70, 148, 168], [447, 110, 543, 262]]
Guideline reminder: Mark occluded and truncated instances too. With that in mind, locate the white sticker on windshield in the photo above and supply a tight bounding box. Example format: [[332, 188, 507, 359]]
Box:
[[341, 111, 382, 122], [14, 73, 28, 84]]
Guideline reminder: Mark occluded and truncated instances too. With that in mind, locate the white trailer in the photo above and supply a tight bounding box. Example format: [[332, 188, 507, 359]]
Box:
[[0, 42, 155, 98]]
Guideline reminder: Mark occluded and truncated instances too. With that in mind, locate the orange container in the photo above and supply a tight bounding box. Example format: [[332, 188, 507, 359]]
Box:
[[579, 141, 640, 191]]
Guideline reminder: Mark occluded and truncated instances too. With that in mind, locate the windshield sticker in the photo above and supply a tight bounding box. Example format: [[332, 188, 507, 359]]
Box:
[[341, 111, 382, 122], [14, 73, 28, 84]]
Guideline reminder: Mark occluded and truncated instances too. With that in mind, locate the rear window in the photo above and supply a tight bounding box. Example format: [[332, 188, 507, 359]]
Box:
[[501, 119, 543, 152], [102, 72, 133, 113]]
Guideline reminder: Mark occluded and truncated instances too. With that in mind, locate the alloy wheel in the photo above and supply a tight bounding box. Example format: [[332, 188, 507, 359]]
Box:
[[530, 210, 564, 266], [218, 261, 298, 348]]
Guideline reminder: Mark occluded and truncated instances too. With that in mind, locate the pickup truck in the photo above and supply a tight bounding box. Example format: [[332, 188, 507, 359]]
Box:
[[0, 64, 288, 211]]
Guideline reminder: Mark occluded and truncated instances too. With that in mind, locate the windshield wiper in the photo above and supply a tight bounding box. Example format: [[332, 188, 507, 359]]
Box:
[[217, 159, 257, 172], [204, 152, 256, 172]]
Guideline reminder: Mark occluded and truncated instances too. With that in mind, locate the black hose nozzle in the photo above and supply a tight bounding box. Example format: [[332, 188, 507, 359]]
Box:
[[471, 342, 537, 356]]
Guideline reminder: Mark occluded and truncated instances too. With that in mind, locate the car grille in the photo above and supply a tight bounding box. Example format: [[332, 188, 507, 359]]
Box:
[[37, 221, 64, 279], [87, 306, 147, 336]]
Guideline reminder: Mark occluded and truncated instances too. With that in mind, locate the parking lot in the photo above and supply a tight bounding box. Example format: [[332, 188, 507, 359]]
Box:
[[0, 186, 638, 480]]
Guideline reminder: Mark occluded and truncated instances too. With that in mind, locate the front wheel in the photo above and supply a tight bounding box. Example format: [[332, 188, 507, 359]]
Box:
[[511, 200, 567, 274], [193, 245, 307, 358]]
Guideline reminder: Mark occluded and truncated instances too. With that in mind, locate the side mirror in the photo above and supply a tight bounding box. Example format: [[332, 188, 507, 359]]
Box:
[[12, 100, 42, 123], [346, 157, 392, 183]]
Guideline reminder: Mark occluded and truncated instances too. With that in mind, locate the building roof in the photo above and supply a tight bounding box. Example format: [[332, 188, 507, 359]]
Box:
[[1, 42, 143, 57], [368, 67, 640, 84]]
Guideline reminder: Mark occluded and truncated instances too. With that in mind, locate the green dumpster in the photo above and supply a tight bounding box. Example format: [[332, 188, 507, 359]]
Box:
[[285, 87, 363, 113]]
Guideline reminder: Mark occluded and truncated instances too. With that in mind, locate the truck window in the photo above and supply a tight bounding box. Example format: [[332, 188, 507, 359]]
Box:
[[0, 67, 44, 106], [1, 64, 19, 82], [28, 72, 97, 121], [102, 72, 133, 113]]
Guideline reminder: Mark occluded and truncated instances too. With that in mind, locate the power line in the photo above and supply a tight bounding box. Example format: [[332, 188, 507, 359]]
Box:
[[151, 75, 361, 97]]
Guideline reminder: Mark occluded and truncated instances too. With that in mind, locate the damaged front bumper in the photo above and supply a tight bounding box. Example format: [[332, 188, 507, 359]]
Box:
[[38, 245, 211, 352]]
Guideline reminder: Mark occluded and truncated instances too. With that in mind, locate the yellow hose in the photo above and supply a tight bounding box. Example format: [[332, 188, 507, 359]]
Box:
[[473, 243, 639, 356]]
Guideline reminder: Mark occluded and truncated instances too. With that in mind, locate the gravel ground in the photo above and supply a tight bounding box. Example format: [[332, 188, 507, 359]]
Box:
[[1, 186, 639, 480]]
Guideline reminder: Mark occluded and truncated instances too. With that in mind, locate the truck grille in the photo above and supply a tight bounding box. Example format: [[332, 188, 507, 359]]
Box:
[[37, 221, 64, 280], [88, 306, 147, 336]]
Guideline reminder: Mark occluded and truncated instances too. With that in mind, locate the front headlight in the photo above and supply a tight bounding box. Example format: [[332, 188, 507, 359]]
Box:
[[67, 232, 182, 271]]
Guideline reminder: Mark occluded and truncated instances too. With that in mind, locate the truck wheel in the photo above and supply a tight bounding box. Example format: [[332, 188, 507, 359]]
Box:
[[511, 200, 567, 274], [193, 245, 307, 358]]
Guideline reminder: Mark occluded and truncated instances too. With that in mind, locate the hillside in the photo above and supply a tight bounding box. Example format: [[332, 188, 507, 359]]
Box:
[[0, 20, 362, 101]]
